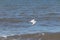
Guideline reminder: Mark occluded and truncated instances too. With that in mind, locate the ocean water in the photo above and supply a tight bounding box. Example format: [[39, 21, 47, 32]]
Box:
[[0, 0, 60, 37]]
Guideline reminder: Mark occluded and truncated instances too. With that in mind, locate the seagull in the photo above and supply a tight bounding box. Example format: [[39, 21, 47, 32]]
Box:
[[30, 19, 36, 25]]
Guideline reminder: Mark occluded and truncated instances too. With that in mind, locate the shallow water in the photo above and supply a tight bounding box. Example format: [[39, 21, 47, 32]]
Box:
[[0, 0, 60, 37]]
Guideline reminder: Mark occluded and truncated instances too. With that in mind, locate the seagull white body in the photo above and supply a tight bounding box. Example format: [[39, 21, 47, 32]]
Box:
[[30, 19, 36, 25]]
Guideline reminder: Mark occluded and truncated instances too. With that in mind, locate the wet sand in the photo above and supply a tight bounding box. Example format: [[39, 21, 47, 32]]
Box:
[[0, 32, 60, 40]]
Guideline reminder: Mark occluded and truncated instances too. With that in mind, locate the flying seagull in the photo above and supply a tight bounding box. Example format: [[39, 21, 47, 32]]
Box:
[[30, 19, 36, 25]]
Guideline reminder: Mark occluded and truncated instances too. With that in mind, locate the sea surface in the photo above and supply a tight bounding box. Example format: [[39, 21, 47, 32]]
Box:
[[0, 0, 60, 37]]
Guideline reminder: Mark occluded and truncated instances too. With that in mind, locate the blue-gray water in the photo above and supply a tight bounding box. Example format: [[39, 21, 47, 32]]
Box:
[[0, 0, 60, 37]]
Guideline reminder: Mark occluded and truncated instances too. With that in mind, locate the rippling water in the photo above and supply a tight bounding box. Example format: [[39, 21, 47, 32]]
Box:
[[0, 0, 60, 36]]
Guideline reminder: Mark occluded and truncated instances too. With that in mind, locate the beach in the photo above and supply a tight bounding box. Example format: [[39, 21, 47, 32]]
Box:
[[0, 32, 60, 40]]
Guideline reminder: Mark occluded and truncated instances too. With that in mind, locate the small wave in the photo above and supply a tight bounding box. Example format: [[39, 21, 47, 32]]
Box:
[[0, 18, 22, 23]]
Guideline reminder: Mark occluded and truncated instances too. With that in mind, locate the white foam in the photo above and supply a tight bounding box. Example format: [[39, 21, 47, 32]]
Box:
[[42, 33, 45, 35], [2, 35, 7, 38]]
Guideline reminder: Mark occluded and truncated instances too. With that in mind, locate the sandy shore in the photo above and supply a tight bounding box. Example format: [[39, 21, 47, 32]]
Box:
[[0, 32, 60, 40]]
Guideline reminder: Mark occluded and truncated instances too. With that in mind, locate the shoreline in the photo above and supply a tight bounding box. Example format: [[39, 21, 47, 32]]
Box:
[[0, 32, 60, 40]]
